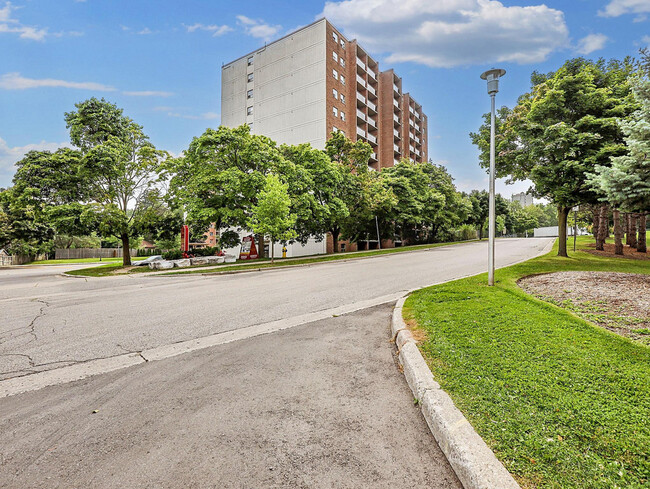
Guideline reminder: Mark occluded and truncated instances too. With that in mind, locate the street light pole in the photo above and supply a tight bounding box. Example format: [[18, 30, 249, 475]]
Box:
[[480, 68, 506, 286]]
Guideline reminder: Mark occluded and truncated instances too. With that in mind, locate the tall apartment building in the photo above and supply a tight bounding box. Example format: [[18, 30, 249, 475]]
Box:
[[511, 192, 534, 207], [221, 18, 428, 170]]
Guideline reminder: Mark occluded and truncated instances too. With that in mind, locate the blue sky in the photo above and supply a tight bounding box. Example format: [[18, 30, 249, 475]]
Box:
[[1, 0, 649, 196]]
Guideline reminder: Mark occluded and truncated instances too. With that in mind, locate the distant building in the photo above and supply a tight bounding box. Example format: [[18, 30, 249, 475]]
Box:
[[511, 192, 534, 207]]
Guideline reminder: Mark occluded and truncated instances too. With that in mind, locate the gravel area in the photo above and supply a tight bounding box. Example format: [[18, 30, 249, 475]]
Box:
[[518, 271, 650, 344]]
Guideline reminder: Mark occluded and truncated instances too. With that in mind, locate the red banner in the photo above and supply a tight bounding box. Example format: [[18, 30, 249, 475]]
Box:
[[181, 225, 189, 252]]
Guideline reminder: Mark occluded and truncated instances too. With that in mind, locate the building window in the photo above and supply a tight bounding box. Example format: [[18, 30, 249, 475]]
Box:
[[332, 52, 338, 62], [333, 107, 338, 117], [340, 111, 345, 121], [247, 73, 253, 83], [340, 94, 345, 104], [332, 88, 338, 99], [333, 126, 338, 133], [333, 32, 338, 42], [332, 69, 338, 80], [247, 56, 253, 66], [340, 39, 345, 49], [247, 106, 253, 116], [340, 75, 345, 85], [247, 89, 253, 99], [340, 58, 345, 67]]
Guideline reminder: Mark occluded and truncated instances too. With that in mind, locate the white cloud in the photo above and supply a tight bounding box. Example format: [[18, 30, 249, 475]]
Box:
[[0, 72, 116, 91], [122, 90, 173, 97], [321, 0, 569, 68], [137, 27, 153, 35], [599, 0, 650, 17], [0, 137, 71, 188], [0, 1, 48, 40], [236, 15, 281, 41], [183, 23, 232, 36], [642, 35, 650, 44], [576, 33, 608, 55]]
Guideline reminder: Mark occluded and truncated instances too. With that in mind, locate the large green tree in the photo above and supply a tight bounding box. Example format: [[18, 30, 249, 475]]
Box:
[[472, 58, 638, 256], [590, 75, 650, 252]]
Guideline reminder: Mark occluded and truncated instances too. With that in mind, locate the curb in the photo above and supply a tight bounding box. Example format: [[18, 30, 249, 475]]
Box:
[[391, 296, 521, 489]]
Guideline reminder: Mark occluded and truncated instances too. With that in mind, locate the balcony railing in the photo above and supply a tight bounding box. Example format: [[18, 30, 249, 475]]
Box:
[[393, 84, 399, 93], [394, 129, 400, 138], [393, 99, 399, 108], [394, 144, 400, 152], [367, 84, 376, 95], [357, 126, 366, 138], [356, 74, 366, 87], [367, 100, 376, 111], [367, 117, 376, 127], [393, 114, 400, 123], [367, 133, 377, 144], [367, 68, 376, 79], [356, 109, 366, 121], [409, 106, 414, 114], [356, 57, 365, 69], [357, 92, 366, 104]]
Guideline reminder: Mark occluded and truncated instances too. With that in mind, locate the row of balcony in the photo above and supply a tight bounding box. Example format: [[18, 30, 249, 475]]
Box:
[[356, 109, 377, 127], [356, 57, 377, 80], [356, 126, 377, 144]]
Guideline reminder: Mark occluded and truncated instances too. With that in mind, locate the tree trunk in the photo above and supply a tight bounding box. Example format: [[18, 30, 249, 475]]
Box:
[[331, 229, 340, 253], [625, 214, 632, 246], [270, 239, 275, 264], [613, 209, 623, 255], [558, 206, 570, 257], [638, 214, 647, 253], [596, 204, 608, 251], [592, 207, 600, 240], [630, 214, 638, 249], [121, 234, 131, 266], [478, 225, 483, 240], [258, 234, 265, 259]]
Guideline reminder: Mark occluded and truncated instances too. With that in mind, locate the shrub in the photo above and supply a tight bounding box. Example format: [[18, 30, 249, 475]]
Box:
[[162, 249, 182, 260]]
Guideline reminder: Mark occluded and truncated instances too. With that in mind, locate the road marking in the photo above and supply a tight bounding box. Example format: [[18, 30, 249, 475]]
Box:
[[0, 292, 405, 399]]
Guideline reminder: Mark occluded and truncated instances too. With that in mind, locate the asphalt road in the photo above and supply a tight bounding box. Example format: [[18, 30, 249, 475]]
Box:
[[0, 238, 554, 380], [0, 305, 462, 489]]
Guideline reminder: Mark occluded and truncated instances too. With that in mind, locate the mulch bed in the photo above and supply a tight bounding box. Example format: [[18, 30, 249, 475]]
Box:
[[518, 271, 650, 344], [584, 242, 649, 260]]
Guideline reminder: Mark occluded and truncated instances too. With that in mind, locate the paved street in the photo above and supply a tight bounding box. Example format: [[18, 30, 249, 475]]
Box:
[[0, 238, 553, 380], [0, 238, 553, 487]]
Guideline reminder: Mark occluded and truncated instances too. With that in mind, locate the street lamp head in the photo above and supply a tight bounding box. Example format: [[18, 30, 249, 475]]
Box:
[[480, 68, 506, 95]]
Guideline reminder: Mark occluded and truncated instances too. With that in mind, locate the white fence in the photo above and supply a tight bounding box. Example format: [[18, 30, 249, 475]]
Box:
[[55, 248, 138, 260]]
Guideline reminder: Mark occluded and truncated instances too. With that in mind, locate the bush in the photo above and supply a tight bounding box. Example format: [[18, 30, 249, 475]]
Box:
[[162, 249, 182, 260], [219, 230, 241, 249], [453, 224, 478, 241]]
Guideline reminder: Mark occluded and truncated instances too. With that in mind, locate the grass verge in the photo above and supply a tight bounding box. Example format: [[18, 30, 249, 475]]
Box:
[[404, 236, 650, 488], [28, 257, 124, 265], [66, 239, 477, 277]]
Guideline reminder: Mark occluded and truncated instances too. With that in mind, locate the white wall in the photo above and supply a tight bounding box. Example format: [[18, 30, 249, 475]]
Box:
[[221, 19, 327, 149], [219, 228, 327, 259]]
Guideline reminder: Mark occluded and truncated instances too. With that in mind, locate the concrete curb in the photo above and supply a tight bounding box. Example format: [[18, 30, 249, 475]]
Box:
[[392, 296, 521, 489]]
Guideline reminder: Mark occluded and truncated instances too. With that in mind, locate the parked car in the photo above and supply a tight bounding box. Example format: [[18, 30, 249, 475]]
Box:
[[133, 255, 163, 266]]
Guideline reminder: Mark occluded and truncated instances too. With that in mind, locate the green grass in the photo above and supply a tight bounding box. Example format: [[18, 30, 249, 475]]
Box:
[[404, 236, 650, 488], [65, 263, 151, 277], [66, 239, 477, 277], [28, 257, 124, 265]]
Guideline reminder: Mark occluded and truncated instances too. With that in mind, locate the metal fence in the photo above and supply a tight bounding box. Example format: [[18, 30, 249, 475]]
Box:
[[54, 248, 139, 260]]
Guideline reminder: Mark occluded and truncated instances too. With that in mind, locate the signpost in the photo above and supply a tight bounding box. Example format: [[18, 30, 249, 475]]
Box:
[[239, 235, 259, 260], [181, 225, 189, 253]]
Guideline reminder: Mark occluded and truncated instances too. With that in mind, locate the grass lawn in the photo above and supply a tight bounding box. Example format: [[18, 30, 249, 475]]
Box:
[[66, 239, 477, 277], [404, 236, 650, 488], [28, 257, 124, 265]]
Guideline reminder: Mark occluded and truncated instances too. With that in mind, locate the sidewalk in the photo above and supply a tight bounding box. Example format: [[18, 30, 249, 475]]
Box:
[[0, 304, 461, 488]]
